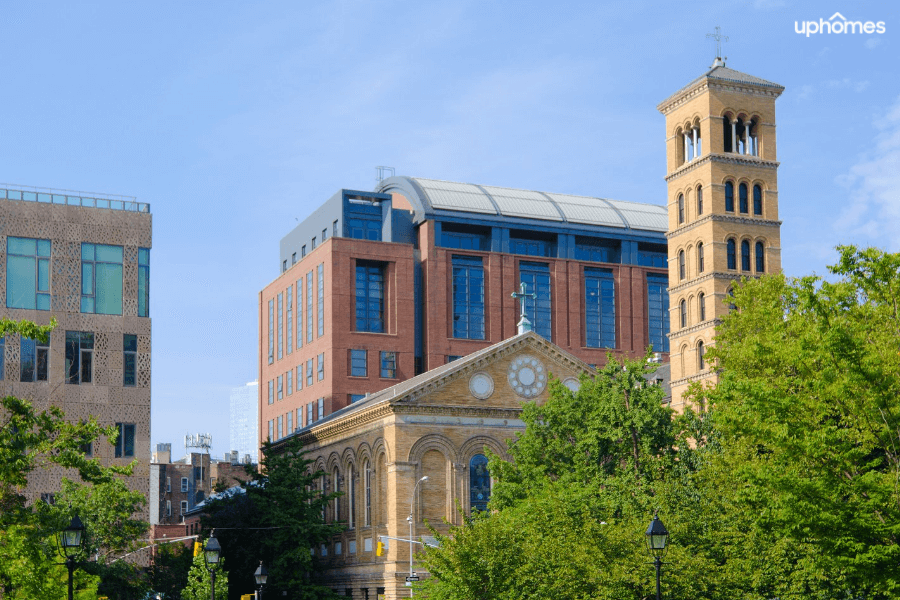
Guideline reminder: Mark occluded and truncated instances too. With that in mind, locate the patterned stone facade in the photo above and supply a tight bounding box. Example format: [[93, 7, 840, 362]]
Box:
[[0, 195, 152, 514]]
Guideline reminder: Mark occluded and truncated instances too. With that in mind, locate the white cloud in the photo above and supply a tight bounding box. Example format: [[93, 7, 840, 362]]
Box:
[[835, 95, 900, 248], [865, 38, 883, 50]]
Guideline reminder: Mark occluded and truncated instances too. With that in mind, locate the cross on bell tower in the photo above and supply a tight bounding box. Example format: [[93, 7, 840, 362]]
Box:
[[706, 26, 728, 65]]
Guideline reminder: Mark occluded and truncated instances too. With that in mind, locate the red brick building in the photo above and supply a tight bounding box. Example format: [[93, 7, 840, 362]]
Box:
[[259, 178, 670, 450]]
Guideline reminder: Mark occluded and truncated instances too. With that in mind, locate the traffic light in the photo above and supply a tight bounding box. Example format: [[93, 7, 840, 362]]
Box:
[[376, 540, 385, 556]]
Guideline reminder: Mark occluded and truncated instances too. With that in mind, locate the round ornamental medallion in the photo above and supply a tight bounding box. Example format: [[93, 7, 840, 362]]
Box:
[[507, 355, 547, 398], [563, 377, 581, 393], [468, 372, 495, 399]]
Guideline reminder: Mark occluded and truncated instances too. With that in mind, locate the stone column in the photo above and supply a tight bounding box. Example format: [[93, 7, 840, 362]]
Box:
[[692, 127, 699, 158], [731, 120, 738, 153]]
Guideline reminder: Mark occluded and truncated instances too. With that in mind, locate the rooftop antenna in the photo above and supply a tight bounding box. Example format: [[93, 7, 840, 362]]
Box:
[[185, 433, 212, 454], [706, 26, 728, 67], [375, 166, 395, 183]]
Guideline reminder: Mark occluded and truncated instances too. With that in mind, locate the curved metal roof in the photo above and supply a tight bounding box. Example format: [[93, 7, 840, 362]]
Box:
[[375, 176, 666, 232]]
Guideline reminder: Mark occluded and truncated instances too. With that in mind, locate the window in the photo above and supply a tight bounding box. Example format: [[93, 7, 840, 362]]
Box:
[[317, 353, 325, 381], [306, 272, 314, 343], [452, 256, 485, 340], [697, 242, 704, 273], [756, 242, 765, 272], [697, 186, 703, 215], [166, 477, 171, 492], [519, 262, 552, 340], [307, 403, 313, 425], [287, 369, 293, 395], [380, 351, 396, 378], [637, 243, 667, 268], [292, 252, 297, 265], [277, 375, 283, 400], [681, 299, 689, 328], [333, 220, 339, 237], [574, 237, 620, 263], [311, 236, 317, 250], [510, 234, 554, 257], [753, 185, 763, 215], [470, 454, 491, 512], [180, 501, 188, 515], [739, 183, 749, 214], [20, 337, 49, 382], [678, 250, 685, 280], [350, 350, 367, 377], [447, 355, 462, 363], [725, 182, 735, 212], [364, 460, 372, 526], [7, 237, 51, 310], [286, 286, 293, 355], [356, 263, 385, 333], [287, 411, 293, 434], [267, 299, 274, 364], [296, 408, 302, 429], [441, 227, 488, 250], [699, 292, 706, 322], [727, 238, 737, 270], [278, 416, 283, 440], [166, 500, 171, 516], [296, 365, 302, 390], [282, 260, 287, 272], [322, 228, 328, 242], [317, 264, 325, 337], [114, 422, 135, 458], [277, 293, 284, 360], [698, 341, 706, 370], [350, 394, 365, 403], [307, 359, 313, 387], [296, 282, 302, 349], [677, 194, 684, 224], [741, 240, 751, 271], [268, 420, 273, 441], [81, 243, 123, 314], [584, 268, 615, 349], [123, 334, 137, 387], [647, 274, 670, 353], [347, 200, 383, 240], [318, 398, 324, 420], [65, 331, 93, 384], [301, 244, 307, 258], [181, 477, 189, 492]]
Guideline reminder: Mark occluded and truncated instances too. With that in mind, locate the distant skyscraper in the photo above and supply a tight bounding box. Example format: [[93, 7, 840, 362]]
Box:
[[230, 381, 259, 459]]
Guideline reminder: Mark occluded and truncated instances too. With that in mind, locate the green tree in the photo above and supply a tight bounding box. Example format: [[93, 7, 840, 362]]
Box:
[[200, 437, 341, 600], [181, 542, 228, 600], [148, 542, 193, 600]]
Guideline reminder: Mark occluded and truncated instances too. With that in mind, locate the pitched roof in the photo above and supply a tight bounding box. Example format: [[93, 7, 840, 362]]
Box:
[[659, 62, 784, 110]]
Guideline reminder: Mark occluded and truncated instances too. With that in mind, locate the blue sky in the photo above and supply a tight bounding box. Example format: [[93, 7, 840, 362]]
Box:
[[2, 1, 897, 457]]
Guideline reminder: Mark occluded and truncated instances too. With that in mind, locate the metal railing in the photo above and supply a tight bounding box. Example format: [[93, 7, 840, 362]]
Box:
[[0, 183, 150, 213]]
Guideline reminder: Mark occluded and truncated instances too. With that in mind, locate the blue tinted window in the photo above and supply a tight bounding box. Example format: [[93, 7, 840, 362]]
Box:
[[741, 240, 751, 271], [441, 230, 487, 250], [511, 237, 554, 257], [138, 248, 149, 317], [725, 182, 735, 212], [123, 334, 137, 387], [350, 394, 365, 404], [317, 264, 325, 337], [647, 274, 670, 353], [6, 237, 51, 310], [81, 243, 123, 315], [381, 351, 397, 378], [637, 243, 667, 268], [756, 242, 765, 273], [585, 268, 615, 349], [20, 337, 49, 382], [452, 256, 485, 340], [306, 359, 313, 387], [519, 262, 552, 341], [356, 263, 384, 333], [727, 239, 736, 270], [575, 238, 620, 263], [470, 454, 491, 512], [753, 185, 763, 215], [306, 272, 314, 343], [350, 350, 367, 376], [739, 183, 749, 213]]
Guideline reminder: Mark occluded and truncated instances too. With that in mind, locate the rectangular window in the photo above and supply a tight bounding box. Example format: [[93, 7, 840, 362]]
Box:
[[307, 403, 313, 425], [20, 337, 49, 382], [355, 262, 384, 332], [268, 299, 274, 364], [440, 225, 488, 250], [65, 331, 94, 384], [277, 415, 283, 440], [333, 220, 339, 237], [296, 408, 302, 430], [647, 274, 670, 353], [452, 255, 485, 340], [510, 233, 555, 257], [322, 228, 328, 242], [277, 375, 283, 400], [81, 243, 123, 315], [311, 236, 317, 250], [287, 369, 293, 395], [292, 252, 297, 265], [282, 260, 287, 273], [123, 334, 137, 386], [166, 477, 171, 492], [268, 380, 274, 405], [286, 285, 293, 355], [317, 352, 325, 381], [636, 243, 668, 268], [296, 281, 303, 349], [351, 394, 365, 403], [306, 272, 314, 343], [306, 359, 313, 387], [380, 351, 397, 378], [584, 268, 616, 349], [166, 500, 171, 516], [574, 237, 620, 263], [302, 244, 307, 258], [296, 365, 302, 390], [138, 248, 150, 317], [350, 349, 367, 377], [318, 398, 324, 420], [447, 355, 462, 363], [519, 262, 552, 341], [268, 420, 274, 441], [6, 237, 51, 310], [114, 422, 135, 458], [181, 477, 189, 492], [180, 500, 188, 514], [287, 411, 293, 434], [347, 199, 382, 240], [277, 293, 284, 360], [317, 264, 325, 337]]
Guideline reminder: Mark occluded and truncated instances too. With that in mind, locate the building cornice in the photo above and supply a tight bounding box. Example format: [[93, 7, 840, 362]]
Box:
[[666, 272, 743, 295], [668, 318, 722, 340], [666, 154, 779, 183], [658, 79, 783, 115], [666, 214, 782, 239]]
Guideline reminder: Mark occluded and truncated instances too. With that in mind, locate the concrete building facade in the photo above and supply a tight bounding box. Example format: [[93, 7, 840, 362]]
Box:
[[0, 186, 152, 511]]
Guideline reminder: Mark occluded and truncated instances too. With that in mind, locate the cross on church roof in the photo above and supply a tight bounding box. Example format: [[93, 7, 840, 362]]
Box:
[[706, 26, 729, 63]]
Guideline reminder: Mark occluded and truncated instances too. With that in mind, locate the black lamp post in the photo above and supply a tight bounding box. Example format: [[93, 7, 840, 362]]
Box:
[[645, 514, 669, 600], [58, 515, 85, 600], [204, 535, 221, 600], [254, 561, 268, 600]]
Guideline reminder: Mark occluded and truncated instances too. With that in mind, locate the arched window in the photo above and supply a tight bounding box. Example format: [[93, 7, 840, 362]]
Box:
[[470, 454, 491, 512], [753, 185, 763, 215], [727, 287, 736, 311], [363, 459, 371, 526], [679, 250, 685, 280], [333, 468, 341, 522], [756, 241, 765, 272], [677, 194, 685, 224], [698, 292, 706, 322], [697, 242, 704, 273], [725, 182, 734, 212], [739, 183, 749, 213], [727, 238, 736, 270], [741, 240, 751, 271], [348, 464, 355, 529], [680, 299, 687, 328], [698, 341, 706, 370], [697, 185, 703, 215]]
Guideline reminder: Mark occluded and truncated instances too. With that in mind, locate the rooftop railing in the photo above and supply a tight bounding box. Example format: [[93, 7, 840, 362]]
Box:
[[0, 183, 150, 213]]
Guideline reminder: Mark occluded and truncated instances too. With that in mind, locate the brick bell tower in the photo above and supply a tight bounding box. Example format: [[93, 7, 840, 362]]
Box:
[[657, 51, 784, 412]]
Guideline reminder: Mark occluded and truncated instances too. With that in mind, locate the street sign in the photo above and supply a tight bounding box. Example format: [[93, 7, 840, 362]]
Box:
[[406, 576, 420, 582]]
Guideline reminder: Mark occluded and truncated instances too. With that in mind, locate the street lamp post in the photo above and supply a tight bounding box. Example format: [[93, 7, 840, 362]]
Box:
[[254, 561, 268, 600], [408, 475, 429, 598], [645, 514, 669, 600], [58, 515, 85, 600], [204, 534, 222, 600]]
